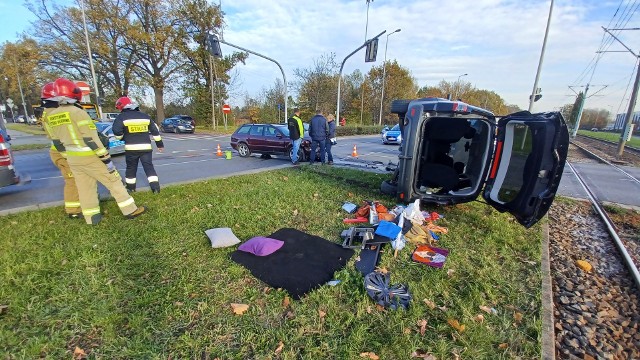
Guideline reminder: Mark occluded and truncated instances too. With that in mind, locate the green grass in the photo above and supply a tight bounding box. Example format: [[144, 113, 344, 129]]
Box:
[[10, 143, 50, 151], [6, 123, 47, 136], [578, 130, 640, 147], [0, 167, 543, 359]]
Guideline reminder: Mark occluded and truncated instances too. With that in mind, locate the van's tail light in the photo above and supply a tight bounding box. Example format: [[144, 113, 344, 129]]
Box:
[[489, 141, 503, 179]]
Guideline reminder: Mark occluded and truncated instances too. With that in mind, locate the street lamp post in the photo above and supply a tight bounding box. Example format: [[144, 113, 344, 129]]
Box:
[[15, 67, 29, 119], [378, 28, 401, 125], [454, 73, 467, 100]]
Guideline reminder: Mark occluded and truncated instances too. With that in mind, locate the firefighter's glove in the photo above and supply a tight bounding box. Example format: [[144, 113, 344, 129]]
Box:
[[105, 161, 116, 173]]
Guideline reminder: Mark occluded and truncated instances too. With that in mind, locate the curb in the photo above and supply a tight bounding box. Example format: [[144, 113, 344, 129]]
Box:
[[541, 221, 555, 360]]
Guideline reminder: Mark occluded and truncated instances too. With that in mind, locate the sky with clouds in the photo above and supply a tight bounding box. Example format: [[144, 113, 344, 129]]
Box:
[[2, 0, 640, 115]]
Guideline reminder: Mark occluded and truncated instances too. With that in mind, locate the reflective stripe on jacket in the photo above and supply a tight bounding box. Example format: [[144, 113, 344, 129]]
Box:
[[44, 105, 108, 158], [112, 109, 163, 152]]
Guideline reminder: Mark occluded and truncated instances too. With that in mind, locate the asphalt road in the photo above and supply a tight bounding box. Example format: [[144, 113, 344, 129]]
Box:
[[0, 132, 399, 214], [2, 130, 639, 214]]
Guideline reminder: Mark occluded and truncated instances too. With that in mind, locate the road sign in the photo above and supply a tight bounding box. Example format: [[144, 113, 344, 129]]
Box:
[[76, 81, 91, 95], [222, 104, 231, 114]]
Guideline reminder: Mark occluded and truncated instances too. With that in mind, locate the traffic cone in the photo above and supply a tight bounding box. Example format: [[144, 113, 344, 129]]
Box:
[[352, 144, 358, 157], [216, 144, 223, 156]]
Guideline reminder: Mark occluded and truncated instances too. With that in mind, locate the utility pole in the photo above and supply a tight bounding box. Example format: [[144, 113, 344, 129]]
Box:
[[209, 54, 217, 130], [602, 27, 640, 158], [528, 0, 554, 112]]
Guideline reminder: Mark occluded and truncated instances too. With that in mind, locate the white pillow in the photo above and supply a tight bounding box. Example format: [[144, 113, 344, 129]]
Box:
[[205, 227, 241, 248]]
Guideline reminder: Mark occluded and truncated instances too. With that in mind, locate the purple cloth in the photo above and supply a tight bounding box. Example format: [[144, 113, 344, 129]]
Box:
[[238, 236, 284, 256]]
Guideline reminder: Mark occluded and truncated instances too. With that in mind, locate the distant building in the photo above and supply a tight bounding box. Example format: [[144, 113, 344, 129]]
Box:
[[613, 112, 640, 131]]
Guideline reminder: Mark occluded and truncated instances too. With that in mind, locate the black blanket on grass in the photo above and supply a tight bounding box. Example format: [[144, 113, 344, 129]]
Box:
[[230, 228, 354, 299]]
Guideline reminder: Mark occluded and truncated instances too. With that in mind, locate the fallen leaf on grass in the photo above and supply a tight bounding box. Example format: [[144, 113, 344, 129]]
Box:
[[513, 312, 523, 323], [230, 303, 249, 315], [403, 328, 412, 335], [437, 305, 448, 312], [318, 310, 326, 319], [263, 287, 272, 294], [498, 343, 509, 349], [282, 296, 290, 308], [174, 302, 184, 307], [49, 220, 55, 224], [313, 193, 319, 199], [274, 341, 284, 354], [375, 304, 385, 312], [423, 299, 436, 310], [73, 346, 86, 359], [282, 176, 288, 181], [359, 352, 379, 359], [473, 314, 485, 323], [447, 269, 455, 277], [366, 306, 372, 314], [447, 319, 465, 332], [376, 267, 389, 274], [206, 204, 213, 208], [411, 350, 437, 359], [417, 319, 427, 335], [293, 209, 298, 216], [10, 221, 17, 225], [479, 305, 497, 315], [190, 206, 200, 212]]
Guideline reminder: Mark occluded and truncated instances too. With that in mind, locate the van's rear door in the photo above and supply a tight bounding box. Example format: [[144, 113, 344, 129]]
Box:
[[482, 111, 569, 228]]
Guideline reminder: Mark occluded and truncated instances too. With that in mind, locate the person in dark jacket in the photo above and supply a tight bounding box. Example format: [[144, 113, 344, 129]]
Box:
[[308, 109, 329, 164], [325, 114, 336, 165], [112, 96, 164, 193], [287, 108, 304, 165]]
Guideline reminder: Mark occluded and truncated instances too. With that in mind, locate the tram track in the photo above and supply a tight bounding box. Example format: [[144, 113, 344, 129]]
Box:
[[547, 141, 640, 358]]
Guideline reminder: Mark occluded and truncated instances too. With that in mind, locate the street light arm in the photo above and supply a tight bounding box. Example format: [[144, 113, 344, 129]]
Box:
[[216, 37, 288, 121]]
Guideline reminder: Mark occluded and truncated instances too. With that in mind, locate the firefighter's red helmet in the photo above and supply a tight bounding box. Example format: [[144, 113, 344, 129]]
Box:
[[115, 96, 133, 111], [41, 82, 55, 100], [52, 78, 82, 102]]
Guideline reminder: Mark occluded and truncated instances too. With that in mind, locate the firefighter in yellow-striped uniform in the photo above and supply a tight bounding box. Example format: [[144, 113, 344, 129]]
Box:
[[40, 82, 82, 218], [45, 78, 146, 225], [112, 96, 164, 193]]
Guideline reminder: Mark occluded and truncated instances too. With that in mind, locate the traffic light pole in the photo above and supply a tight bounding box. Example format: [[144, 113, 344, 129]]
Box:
[[336, 30, 386, 125], [527, 0, 553, 112], [209, 34, 288, 122]]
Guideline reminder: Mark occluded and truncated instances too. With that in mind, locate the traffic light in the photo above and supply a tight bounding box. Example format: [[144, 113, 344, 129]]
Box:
[[529, 87, 542, 102], [207, 33, 223, 58], [365, 38, 379, 63]]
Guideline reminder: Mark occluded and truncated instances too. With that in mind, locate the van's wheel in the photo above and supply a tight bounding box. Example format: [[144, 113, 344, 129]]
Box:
[[237, 143, 251, 157]]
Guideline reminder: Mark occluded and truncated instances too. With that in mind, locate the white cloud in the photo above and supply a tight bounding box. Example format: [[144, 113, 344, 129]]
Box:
[[222, 0, 640, 114]]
